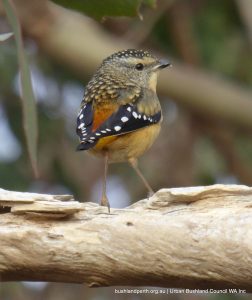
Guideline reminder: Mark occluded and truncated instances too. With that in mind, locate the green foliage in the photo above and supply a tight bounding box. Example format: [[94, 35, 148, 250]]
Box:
[[3, 0, 38, 177], [52, 0, 156, 19], [193, 0, 242, 76]]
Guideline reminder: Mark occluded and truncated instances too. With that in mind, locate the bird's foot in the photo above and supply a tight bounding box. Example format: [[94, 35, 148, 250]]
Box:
[[100, 194, 110, 213], [147, 190, 154, 198]]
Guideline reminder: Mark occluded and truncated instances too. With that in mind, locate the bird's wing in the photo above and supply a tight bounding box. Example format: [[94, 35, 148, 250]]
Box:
[[76, 82, 161, 150], [76, 101, 93, 140], [76, 81, 140, 139], [77, 104, 161, 151]]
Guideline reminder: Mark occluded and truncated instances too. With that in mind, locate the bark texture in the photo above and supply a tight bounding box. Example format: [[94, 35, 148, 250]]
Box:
[[0, 184, 252, 290]]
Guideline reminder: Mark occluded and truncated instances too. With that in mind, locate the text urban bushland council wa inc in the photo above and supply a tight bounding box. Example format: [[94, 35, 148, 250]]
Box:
[[114, 288, 247, 295]]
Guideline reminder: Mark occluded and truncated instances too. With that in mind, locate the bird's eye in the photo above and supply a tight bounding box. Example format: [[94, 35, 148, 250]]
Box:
[[135, 63, 144, 71]]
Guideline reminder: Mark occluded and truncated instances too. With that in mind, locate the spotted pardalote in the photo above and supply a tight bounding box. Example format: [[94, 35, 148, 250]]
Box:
[[76, 49, 171, 211]]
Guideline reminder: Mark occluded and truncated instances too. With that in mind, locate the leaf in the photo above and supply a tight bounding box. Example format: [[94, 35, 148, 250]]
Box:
[[53, 0, 156, 19], [3, 0, 39, 177], [142, 0, 156, 8], [0, 32, 13, 42]]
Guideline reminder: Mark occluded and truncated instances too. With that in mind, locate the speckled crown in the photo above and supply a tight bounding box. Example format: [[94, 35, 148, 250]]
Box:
[[104, 49, 154, 62]]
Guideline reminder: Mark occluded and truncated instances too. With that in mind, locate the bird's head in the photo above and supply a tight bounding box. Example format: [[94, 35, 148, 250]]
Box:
[[100, 49, 171, 91]]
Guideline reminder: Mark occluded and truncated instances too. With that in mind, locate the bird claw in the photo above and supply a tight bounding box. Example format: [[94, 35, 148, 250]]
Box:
[[100, 195, 110, 213], [147, 190, 154, 198]]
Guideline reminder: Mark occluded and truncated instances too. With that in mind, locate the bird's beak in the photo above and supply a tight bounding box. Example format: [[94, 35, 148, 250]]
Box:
[[152, 59, 171, 71], [156, 59, 171, 70]]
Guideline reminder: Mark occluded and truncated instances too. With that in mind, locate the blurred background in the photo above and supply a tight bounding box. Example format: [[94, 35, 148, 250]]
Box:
[[1, 0, 252, 299]]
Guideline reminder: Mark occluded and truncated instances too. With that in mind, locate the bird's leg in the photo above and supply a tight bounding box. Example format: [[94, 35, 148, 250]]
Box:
[[100, 152, 110, 212], [128, 158, 154, 197]]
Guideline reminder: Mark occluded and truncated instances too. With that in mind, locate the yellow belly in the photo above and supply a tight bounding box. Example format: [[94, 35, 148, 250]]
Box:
[[88, 123, 161, 163]]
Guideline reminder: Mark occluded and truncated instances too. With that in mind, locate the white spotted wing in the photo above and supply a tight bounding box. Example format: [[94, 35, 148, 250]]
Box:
[[77, 103, 161, 151]]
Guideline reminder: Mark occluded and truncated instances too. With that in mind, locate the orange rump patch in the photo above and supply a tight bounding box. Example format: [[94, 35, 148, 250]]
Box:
[[92, 103, 118, 132]]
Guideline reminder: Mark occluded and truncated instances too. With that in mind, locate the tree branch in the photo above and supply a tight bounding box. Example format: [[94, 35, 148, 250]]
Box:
[[0, 185, 252, 291]]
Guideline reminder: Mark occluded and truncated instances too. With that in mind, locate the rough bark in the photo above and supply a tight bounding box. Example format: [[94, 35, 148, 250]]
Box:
[[0, 184, 252, 291]]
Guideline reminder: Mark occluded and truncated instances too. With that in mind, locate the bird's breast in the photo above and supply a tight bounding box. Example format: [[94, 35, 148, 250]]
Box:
[[89, 123, 161, 162]]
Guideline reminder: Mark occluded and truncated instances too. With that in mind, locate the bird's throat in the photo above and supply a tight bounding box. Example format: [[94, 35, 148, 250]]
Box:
[[148, 72, 158, 92]]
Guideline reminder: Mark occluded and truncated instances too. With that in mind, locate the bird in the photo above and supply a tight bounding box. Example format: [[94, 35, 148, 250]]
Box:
[[76, 49, 170, 212]]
